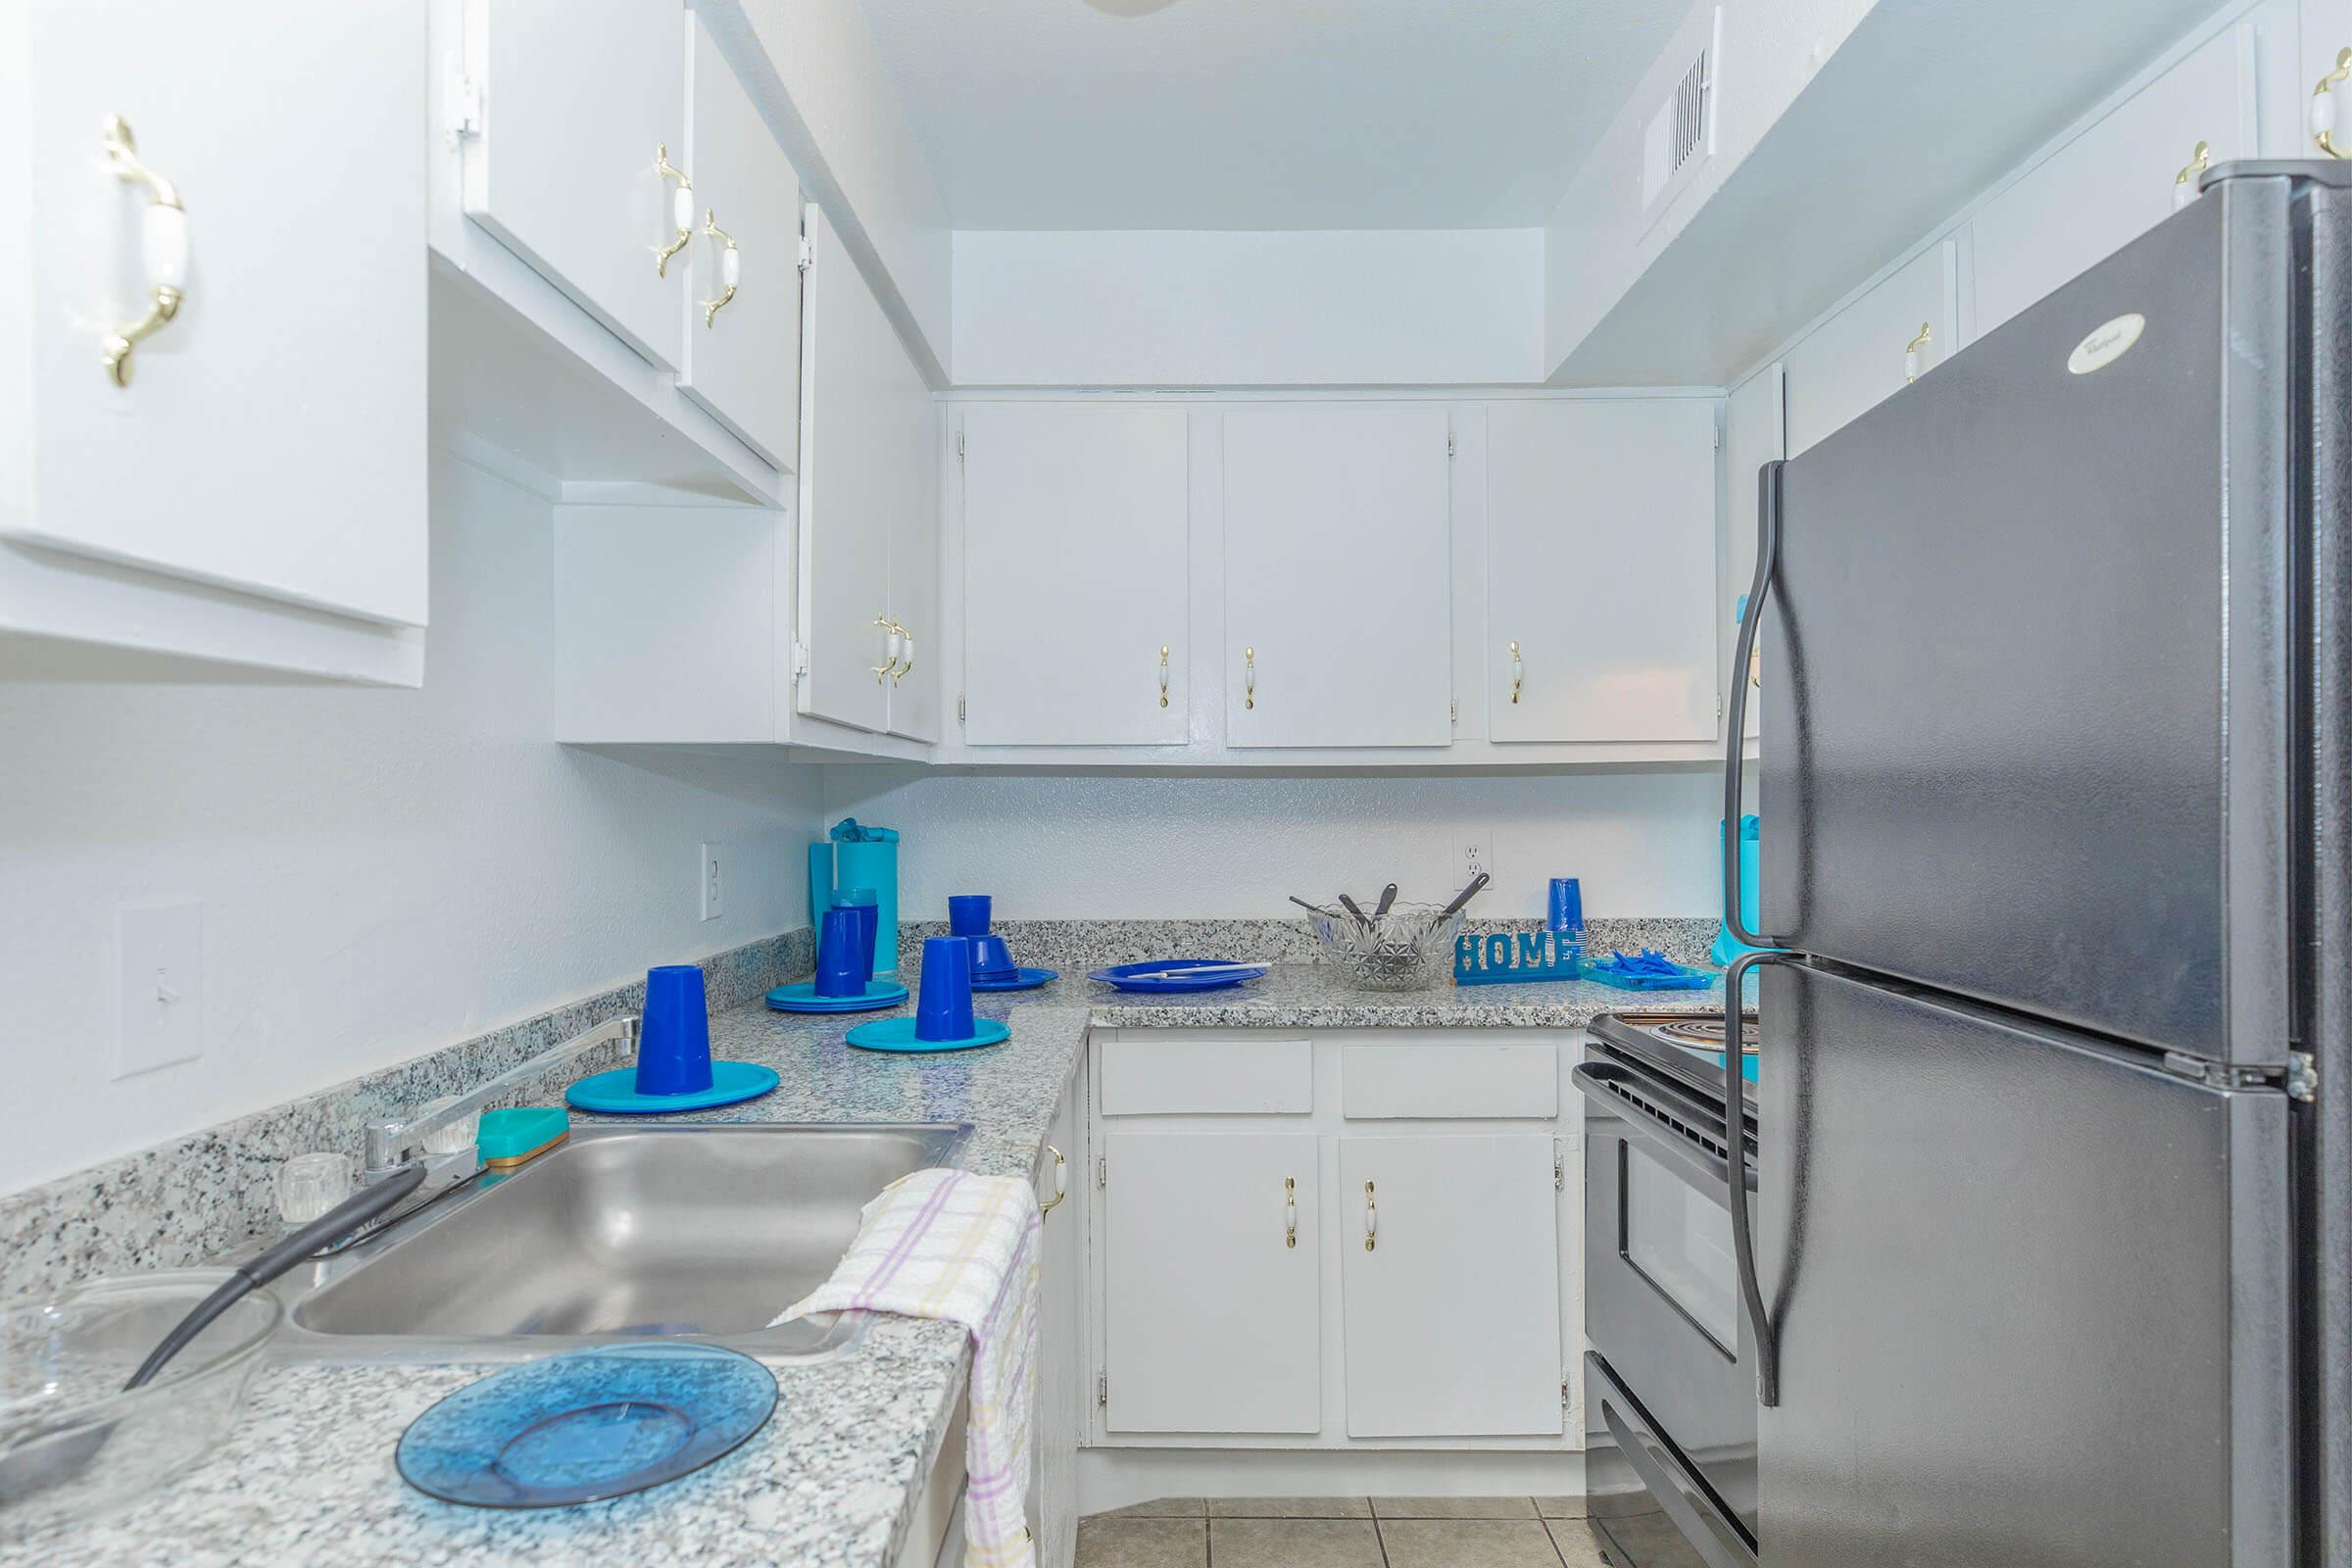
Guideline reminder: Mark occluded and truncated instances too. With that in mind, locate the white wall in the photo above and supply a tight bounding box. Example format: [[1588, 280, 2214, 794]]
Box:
[[822, 766, 1726, 923], [0, 454, 823, 1195], [952, 229, 1546, 387]]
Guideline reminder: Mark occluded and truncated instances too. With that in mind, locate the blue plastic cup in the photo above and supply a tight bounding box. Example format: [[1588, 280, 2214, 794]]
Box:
[[831, 887, 879, 984], [635, 965, 714, 1097], [1548, 876, 1585, 936], [947, 895, 993, 938], [915, 936, 976, 1041], [816, 907, 868, 998], [966, 932, 1017, 980]]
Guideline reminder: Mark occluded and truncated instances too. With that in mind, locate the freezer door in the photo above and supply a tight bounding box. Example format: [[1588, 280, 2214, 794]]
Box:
[[1760, 173, 2297, 1064], [1756, 963, 2291, 1568]]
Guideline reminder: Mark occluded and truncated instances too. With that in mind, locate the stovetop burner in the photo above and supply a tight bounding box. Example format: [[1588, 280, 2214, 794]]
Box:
[[1653, 1016, 1733, 1047]]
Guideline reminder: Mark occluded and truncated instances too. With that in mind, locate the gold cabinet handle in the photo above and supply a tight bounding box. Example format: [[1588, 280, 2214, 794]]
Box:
[[1040, 1146, 1067, 1214], [1903, 322, 1932, 384], [890, 620, 914, 686], [1244, 646, 1255, 710], [1158, 645, 1171, 709], [99, 116, 187, 388], [1362, 1180, 1377, 1251], [1284, 1176, 1298, 1250], [1509, 640, 1523, 705], [2316, 48, 2352, 158], [700, 209, 740, 326], [654, 144, 693, 276], [872, 612, 901, 682], [2173, 140, 2211, 211]]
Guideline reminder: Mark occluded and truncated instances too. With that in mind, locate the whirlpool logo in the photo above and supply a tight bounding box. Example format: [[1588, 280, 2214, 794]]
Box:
[[2067, 313, 2147, 375]]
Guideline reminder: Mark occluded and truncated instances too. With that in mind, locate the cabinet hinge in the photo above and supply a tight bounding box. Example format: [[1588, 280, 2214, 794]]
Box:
[[441, 53, 483, 144], [1097, 1156, 1107, 1190], [1449, 700, 1458, 727], [957, 694, 967, 725], [956, 429, 966, 465], [2290, 1050, 2319, 1103], [791, 640, 810, 682], [1097, 1373, 1108, 1408], [1562, 1380, 1573, 1408], [1446, 431, 1457, 460], [798, 234, 814, 273], [1554, 1142, 1565, 1192]]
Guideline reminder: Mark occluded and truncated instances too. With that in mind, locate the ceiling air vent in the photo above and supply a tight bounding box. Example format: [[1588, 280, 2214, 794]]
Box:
[[1640, 7, 1722, 232]]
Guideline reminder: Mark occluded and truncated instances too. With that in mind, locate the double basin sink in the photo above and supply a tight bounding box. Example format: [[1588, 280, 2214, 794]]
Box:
[[274, 1122, 969, 1361]]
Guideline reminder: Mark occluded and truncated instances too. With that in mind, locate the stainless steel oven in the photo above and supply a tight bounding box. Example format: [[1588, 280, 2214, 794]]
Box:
[[1575, 1014, 1758, 1568]]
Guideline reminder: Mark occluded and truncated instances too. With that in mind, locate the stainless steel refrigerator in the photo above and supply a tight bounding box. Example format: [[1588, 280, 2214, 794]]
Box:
[[1722, 160, 2350, 1567]]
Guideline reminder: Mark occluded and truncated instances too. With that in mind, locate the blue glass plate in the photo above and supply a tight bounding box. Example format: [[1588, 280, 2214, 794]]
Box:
[[564, 1059, 779, 1114], [845, 1017, 1011, 1054], [396, 1343, 777, 1508], [1087, 959, 1268, 994], [970, 966, 1057, 992], [765, 980, 910, 1013]]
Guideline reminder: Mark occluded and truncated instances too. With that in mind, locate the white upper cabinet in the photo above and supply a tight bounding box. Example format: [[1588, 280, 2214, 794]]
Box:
[[462, 0, 688, 373], [1971, 21, 2254, 340], [677, 15, 803, 470], [960, 404, 1191, 747], [1784, 240, 1955, 459], [1222, 406, 1452, 749], [1339, 1135, 1563, 1438], [9, 0, 427, 672], [798, 204, 937, 739], [1486, 400, 1718, 743]]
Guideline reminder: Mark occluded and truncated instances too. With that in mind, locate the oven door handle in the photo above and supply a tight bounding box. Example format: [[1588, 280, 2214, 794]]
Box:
[[1571, 1062, 1753, 1196]]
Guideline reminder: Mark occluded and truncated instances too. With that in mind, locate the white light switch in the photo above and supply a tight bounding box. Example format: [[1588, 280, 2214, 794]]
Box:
[[117, 902, 203, 1078], [699, 842, 723, 922]]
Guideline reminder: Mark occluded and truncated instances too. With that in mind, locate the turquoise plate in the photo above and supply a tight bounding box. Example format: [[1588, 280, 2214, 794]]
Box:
[[564, 1060, 779, 1114], [845, 1017, 1011, 1054], [764, 980, 909, 1013], [397, 1343, 776, 1508], [969, 967, 1056, 992]]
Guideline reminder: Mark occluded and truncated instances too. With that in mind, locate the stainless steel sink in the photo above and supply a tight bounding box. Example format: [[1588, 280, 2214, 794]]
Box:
[[274, 1122, 968, 1361]]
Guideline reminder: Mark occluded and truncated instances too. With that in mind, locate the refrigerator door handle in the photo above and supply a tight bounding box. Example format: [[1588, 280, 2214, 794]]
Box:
[[1724, 460, 1786, 950], [1724, 950, 1794, 1407]]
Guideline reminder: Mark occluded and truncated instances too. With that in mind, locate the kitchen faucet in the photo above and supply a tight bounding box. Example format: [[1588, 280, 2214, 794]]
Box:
[[361, 1014, 638, 1191]]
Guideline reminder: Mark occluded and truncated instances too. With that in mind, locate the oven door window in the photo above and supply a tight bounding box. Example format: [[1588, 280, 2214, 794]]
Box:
[[1621, 1139, 1740, 1355]]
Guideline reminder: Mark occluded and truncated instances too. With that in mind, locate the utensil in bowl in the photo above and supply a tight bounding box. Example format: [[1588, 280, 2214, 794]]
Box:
[[1438, 871, 1492, 919], [1372, 883, 1398, 918]]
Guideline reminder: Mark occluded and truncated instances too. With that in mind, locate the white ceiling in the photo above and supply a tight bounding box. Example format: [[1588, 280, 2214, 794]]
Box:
[[853, 0, 1687, 230]]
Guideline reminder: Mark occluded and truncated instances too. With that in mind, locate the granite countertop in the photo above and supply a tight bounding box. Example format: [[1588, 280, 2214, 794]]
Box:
[[0, 963, 1721, 1568]]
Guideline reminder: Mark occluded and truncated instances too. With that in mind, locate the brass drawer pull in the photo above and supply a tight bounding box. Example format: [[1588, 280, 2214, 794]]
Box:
[[1158, 645, 1171, 709], [655, 144, 693, 275], [1362, 1180, 1377, 1252], [1040, 1146, 1067, 1214], [1244, 646, 1256, 710], [1284, 1176, 1297, 1250], [2316, 48, 2351, 158], [1509, 640, 1523, 705], [700, 209, 740, 326], [99, 116, 187, 388]]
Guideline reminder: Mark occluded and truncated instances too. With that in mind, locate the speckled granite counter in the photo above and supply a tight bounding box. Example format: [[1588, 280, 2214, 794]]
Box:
[[0, 964, 1722, 1568]]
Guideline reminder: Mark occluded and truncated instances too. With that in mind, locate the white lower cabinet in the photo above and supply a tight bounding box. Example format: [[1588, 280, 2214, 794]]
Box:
[[1029, 1067, 1084, 1568], [1339, 1135, 1563, 1438], [1102, 1130, 1322, 1435]]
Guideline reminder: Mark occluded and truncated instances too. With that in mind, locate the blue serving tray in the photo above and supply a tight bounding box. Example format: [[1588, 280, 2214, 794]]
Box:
[[1087, 959, 1268, 994], [845, 1017, 1010, 1054]]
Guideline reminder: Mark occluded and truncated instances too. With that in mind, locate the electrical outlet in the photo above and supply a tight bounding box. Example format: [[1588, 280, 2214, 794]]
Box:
[[117, 902, 203, 1079], [1457, 828, 1495, 886], [699, 842, 723, 921]]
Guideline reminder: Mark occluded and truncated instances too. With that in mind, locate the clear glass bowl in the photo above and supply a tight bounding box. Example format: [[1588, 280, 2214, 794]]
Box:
[[0, 1269, 281, 1535], [1304, 903, 1467, 991]]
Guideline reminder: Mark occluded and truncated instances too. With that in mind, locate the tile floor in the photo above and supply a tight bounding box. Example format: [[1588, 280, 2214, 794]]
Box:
[[1075, 1497, 1606, 1568]]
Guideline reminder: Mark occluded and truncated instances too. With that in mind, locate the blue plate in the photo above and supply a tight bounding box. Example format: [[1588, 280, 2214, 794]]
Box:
[[764, 980, 909, 1013], [845, 1017, 1011, 1054], [396, 1342, 776, 1509], [970, 966, 1057, 992], [565, 1059, 779, 1114], [1087, 959, 1268, 994]]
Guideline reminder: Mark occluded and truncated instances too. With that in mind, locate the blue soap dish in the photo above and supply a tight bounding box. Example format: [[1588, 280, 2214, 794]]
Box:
[[564, 1060, 779, 1114], [845, 1017, 1010, 1054], [396, 1342, 776, 1509]]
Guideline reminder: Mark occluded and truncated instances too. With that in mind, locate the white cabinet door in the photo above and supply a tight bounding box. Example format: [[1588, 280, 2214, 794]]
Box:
[[1722, 367, 1784, 742], [1972, 22, 2254, 339], [1222, 406, 1452, 749], [17, 0, 425, 628], [1029, 1075, 1083, 1568], [1784, 241, 1956, 458], [797, 204, 902, 735], [886, 402, 943, 743], [1339, 1135, 1562, 1438], [1486, 401, 1717, 743], [1102, 1131, 1320, 1434], [463, 0, 688, 372], [679, 15, 802, 469], [961, 404, 1190, 746]]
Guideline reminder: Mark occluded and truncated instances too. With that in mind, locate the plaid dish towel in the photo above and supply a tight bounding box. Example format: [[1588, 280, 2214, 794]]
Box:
[[776, 1168, 1042, 1568]]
